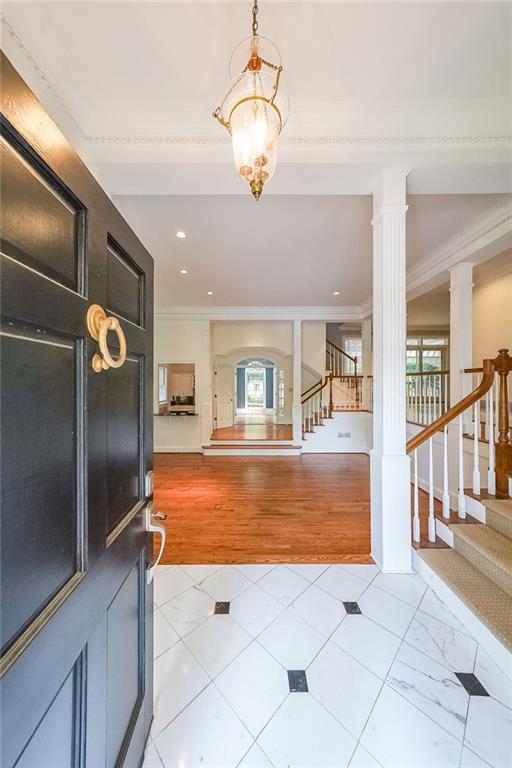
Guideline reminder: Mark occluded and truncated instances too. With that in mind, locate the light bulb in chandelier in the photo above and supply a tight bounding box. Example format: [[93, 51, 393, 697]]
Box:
[[212, 3, 289, 200]]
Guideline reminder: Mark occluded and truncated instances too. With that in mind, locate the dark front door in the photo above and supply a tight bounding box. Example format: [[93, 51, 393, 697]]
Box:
[[1, 54, 155, 768]]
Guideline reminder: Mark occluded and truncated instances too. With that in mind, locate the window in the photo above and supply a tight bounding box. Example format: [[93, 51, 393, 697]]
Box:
[[342, 336, 362, 374], [406, 336, 448, 372], [246, 368, 265, 407]]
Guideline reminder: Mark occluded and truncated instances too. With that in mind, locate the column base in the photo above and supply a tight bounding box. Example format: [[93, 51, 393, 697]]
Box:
[[370, 450, 412, 573]]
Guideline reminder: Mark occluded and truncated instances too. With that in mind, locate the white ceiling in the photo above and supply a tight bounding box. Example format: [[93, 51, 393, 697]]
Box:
[[3, 1, 511, 198], [2, 1, 511, 309], [113, 193, 509, 308], [3, 1, 510, 137]]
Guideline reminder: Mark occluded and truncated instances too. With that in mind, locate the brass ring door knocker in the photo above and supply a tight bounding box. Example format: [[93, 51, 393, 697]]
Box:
[[87, 304, 127, 372]]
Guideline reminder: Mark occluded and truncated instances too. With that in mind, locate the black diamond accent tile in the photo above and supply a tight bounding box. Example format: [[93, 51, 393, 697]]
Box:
[[288, 670, 308, 693], [343, 602, 362, 614], [214, 601, 230, 615], [455, 673, 489, 696]]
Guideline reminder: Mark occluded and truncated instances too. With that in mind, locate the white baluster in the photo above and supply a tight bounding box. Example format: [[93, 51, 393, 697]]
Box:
[[473, 399, 481, 495], [458, 413, 466, 518], [443, 425, 450, 518], [444, 373, 448, 414], [428, 437, 436, 542], [413, 450, 420, 542], [488, 381, 496, 495]]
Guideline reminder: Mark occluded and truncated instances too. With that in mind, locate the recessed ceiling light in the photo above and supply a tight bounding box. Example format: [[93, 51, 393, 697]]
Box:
[[176, 231, 186, 239], [207, 291, 213, 295], [180, 269, 188, 275], [333, 291, 340, 296]]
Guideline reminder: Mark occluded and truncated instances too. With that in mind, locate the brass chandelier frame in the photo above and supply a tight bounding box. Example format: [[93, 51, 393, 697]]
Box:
[[212, 0, 284, 144]]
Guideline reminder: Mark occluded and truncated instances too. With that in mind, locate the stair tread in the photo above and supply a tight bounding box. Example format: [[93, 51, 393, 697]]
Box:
[[418, 548, 512, 652], [449, 524, 512, 574], [482, 497, 512, 520]]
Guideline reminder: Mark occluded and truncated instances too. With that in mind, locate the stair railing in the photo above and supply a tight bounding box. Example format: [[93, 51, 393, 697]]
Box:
[[301, 378, 329, 437], [406, 349, 511, 544], [406, 370, 449, 426], [326, 341, 357, 376]]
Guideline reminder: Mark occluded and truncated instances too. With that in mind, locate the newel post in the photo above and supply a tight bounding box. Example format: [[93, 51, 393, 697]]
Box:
[[494, 349, 512, 496]]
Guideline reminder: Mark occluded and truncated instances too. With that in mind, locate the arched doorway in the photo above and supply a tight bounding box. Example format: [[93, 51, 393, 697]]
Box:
[[235, 357, 276, 425]]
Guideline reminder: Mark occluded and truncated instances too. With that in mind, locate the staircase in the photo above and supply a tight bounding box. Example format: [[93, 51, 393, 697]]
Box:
[[408, 349, 512, 666], [301, 341, 369, 439]]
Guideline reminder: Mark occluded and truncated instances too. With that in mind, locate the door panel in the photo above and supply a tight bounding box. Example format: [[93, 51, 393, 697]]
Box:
[[215, 365, 234, 429], [0, 54, 154, 768], [16, 667, 77, 768], [1, 330, 81, 654], [0, 133, 85, 293], [106, 559, 143, 768], [107, 237, 145, 327], [107, 356, 143, 535]]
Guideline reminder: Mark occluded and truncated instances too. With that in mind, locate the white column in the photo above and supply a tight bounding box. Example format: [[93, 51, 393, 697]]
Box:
[[449, 262, 474, 404], [448, 262, 474, 511], [370, 169, 411, 572], [361, 317, 372, 410], [292, 320, 302, 443]]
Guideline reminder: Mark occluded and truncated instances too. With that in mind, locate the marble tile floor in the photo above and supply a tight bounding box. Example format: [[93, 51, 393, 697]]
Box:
[[144, 563, 512, 768]]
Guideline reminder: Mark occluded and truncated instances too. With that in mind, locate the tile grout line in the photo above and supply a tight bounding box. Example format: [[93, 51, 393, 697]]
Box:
[[344, 588, 426, 768]]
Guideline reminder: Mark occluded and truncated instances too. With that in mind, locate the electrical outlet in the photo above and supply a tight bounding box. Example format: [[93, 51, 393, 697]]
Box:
[[337, 432, 351, 438]]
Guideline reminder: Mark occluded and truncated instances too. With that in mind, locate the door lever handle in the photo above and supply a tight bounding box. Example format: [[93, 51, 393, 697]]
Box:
[[145, 502, 167, 584]]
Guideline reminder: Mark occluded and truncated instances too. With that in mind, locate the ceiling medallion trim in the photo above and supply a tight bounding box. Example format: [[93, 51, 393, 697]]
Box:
[[86, 134, 512, 146]]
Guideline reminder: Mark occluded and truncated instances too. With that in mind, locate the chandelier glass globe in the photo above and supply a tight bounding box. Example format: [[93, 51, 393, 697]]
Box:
[[213, 5, 289, 200]]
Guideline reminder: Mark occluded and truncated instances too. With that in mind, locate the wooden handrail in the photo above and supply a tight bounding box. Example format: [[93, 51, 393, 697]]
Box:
[[406, 369, 449, 377], [326, 340, 357, 365], [464, 367, 483, 374], [301, 379, 323, 399], [406, 359, 495, 454], [301, 377, 328, 405]]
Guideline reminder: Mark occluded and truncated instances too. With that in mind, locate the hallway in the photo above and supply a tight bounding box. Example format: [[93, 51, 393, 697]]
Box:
[[154, 454, 371, 563]]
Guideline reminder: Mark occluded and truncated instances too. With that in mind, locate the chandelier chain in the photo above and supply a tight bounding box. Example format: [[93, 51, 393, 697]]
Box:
[[252, 0, 259, 36]]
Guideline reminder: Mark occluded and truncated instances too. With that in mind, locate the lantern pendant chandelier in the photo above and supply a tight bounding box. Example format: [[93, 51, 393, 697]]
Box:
[[213, 0, 289, 200]]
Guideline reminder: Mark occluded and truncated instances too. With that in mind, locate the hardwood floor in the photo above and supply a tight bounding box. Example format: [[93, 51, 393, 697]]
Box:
[[154, 453, 372, 564], [211, 424, 293, 441]]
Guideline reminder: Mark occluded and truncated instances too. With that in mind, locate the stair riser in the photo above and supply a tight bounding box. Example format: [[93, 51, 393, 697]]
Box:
[[203, 448, 302, 456], [452, 534, 512, 598], [486, 510, 512, 541]]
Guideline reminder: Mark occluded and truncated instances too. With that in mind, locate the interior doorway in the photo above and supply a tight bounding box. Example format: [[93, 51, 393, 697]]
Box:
[[235, 357, 276, 425]]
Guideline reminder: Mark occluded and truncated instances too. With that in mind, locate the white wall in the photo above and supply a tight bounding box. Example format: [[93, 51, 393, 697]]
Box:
[[473, 272, 512, 364], [154, 318, 211, 452], [302, 321, 326, 378], [212, 322, 292, 356], [302, 412, 373, 453]]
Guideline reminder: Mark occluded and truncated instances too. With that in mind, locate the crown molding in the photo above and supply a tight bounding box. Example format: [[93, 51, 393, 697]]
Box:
[[88, 133, 512, 148], [3, 17, 510, 156], [154, 305, 364, 322], [360, 197, 512, 312], [407, 197, 512, 296]]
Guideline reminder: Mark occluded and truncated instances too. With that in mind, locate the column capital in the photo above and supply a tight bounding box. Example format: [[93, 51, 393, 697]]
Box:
[[373, 168, 409, 215], [449, 261, 475, 286]]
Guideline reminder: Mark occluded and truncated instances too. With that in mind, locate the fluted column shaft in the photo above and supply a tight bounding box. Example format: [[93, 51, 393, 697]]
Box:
[[370, 169, 411, 572]]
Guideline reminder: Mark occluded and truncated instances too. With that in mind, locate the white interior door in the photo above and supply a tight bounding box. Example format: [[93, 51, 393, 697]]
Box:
[[215, 366, 234, 429]]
